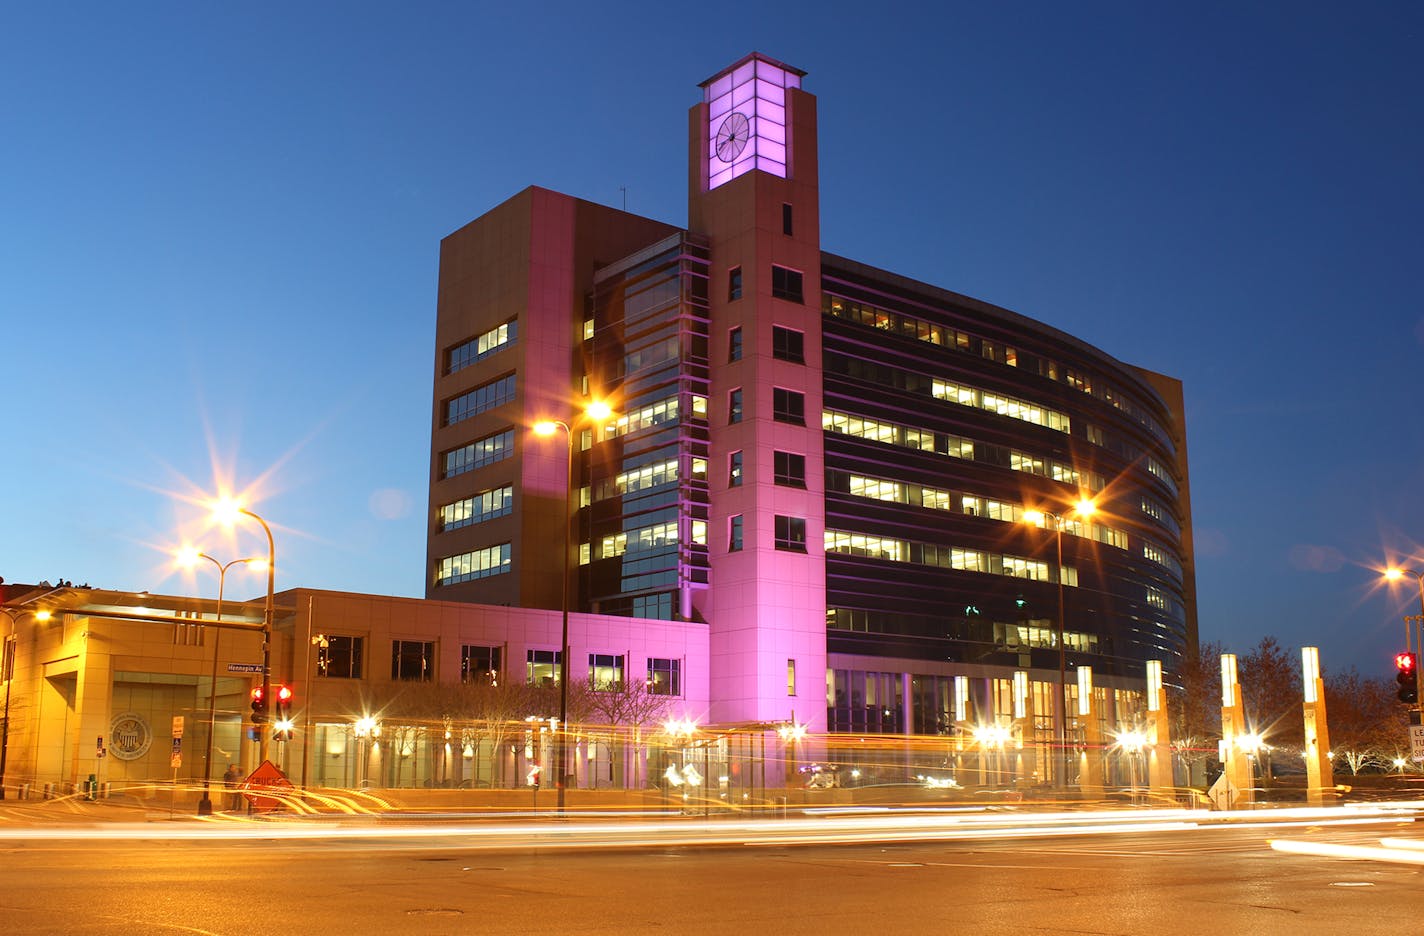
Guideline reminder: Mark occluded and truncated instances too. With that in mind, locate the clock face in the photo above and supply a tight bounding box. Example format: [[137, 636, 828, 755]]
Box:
[[715, 112, 750, 163]]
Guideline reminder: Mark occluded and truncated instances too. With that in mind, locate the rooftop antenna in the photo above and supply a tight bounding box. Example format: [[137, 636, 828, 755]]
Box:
[[620, 186, 627, 211]]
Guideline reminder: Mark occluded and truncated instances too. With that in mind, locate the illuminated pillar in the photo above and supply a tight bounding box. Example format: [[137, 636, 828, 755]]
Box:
[[953, 675, 970, 778], [1012, 671, 1032, 784], [1077, 666, 1103, 794], [1145, 660, 1173, 791], [1301, 647, 1334, 807], [1220, 653, 1253, 807]]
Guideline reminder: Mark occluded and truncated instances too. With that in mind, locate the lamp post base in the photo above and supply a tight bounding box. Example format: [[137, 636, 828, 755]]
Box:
[[197, 793, 213, 816]]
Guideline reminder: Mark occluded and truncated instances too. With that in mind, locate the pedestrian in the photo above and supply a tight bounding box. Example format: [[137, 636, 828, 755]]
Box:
[[222, 764, 243, 811]]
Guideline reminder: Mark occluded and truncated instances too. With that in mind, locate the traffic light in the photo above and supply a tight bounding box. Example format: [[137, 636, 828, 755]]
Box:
[[276, 685, 292, 721], [1395, 652, 1418, 704], [250, 686, 267, 724]]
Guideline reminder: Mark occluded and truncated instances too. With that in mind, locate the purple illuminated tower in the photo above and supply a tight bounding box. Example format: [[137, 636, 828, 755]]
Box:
[[688, 54, 827, 729]]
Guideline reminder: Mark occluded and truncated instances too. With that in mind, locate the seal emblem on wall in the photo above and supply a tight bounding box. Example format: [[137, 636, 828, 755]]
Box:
[[108, 711, 152, 761]]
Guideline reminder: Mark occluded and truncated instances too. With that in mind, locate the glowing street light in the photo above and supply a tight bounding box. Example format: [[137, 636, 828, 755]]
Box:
[[0, 606, 51, 800], [1021, 497, 1096, 789], [531, 400, 614, 815], [176, 547, 257, 815], [211, 498, 277, 764]]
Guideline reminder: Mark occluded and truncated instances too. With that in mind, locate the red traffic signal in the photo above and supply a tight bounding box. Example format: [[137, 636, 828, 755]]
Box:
[[1396, 652, 1419, 704], [249, 686, 268, 723], [275, 684, 293, 720]]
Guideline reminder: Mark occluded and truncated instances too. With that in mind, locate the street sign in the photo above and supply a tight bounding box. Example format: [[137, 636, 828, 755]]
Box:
[[227, 663, 264, 674], [171, 737, 182, 755], [171, 716, 184, 739], [241, 759, 296, 812], [1409, 725, 1424, 763], [1206, 772, 1238, 811]]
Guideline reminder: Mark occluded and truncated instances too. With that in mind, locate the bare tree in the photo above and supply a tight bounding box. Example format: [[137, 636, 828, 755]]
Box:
[[1239, 636, 1303, 779], [1170, 640, 1225, 785], [1324, 667, 1408, 775]]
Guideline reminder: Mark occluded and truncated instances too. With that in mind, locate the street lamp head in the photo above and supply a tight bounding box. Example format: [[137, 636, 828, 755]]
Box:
[[1385, 567, 1409, 582], [1022, 510, 1046, 527], [34, 610, 51, 622], [585, 400, 612, 422], [1074, 498, 1096, 518], [532, 420, 562, 437], [175, 546, 204, 568], [210, 498, 244, 526]]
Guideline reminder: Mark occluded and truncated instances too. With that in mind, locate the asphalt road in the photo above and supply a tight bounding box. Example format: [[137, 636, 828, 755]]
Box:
[[1, 818, 1420, 935]]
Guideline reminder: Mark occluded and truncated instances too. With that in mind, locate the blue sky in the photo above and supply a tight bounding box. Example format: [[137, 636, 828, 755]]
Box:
[[2, 3, 1420, 675]]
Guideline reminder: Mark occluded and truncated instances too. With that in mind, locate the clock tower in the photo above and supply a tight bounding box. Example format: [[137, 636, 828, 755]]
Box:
[[687, 54, 827, 731]]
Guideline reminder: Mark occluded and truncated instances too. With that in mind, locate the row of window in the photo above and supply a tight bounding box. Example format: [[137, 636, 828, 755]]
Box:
[[445, 319, 517, 375], [318, 636, 684, 696], [930, 378, 1071, 434], [434, 543, 511, 585], [444, 373, 515, 426], [438, 485, 513, 532], [824, 408, 1175, 532], [823, 291, 1170, 448], [442, 429, 513, 479], [824, 529, 1079, 585], [835, 471, 1130, 552]]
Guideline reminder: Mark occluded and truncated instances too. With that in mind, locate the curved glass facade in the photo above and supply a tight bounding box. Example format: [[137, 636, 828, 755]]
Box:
[[819, 261, 1194, 682]]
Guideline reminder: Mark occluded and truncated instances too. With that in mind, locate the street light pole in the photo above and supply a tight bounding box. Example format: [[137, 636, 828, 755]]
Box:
[[1024, 499, 1095, 790], [534, 401, 612, 816], [212, 500, 277, 766], [535, 418, 574, 815], [179, 549, 254, 815]]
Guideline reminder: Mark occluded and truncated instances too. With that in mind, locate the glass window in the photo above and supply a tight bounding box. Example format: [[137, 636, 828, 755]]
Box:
[[773, 450, 805, 487], [787, 658, 797, 696], [461, 645, 501, 685], [446, 319, 517, 374], [772, 325, 804, 364], [442, 429, 514, 478], [439, 485, 513, 531], [775, 515, 807, 552], [317, 636, 364, 679], [647, 658, 681, 696], [729, 514, 743, 552], [391, 640, 434, 682], [444, 373, 516, 426], [729, 450, 743, 487], [782, 202, 793, 236], [435, 543, 512, 585], [729, 388, 743, 424], [527, 649, 561, 687], [588, 653, 624, 690], [729, 326, 742, 362], [773, 388, 805, 424], [771, 265, 803, 303], [728, 266, 743, 301]]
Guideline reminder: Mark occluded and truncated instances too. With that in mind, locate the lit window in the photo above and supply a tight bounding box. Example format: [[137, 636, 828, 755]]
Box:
[[647, 658, 682, 696]]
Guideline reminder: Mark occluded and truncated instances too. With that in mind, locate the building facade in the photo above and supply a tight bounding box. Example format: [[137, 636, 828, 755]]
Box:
[[424, 53, 1197, 774]]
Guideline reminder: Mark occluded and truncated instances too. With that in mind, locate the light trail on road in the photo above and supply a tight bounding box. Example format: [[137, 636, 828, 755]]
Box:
[[0, 802, 1418, 853]]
